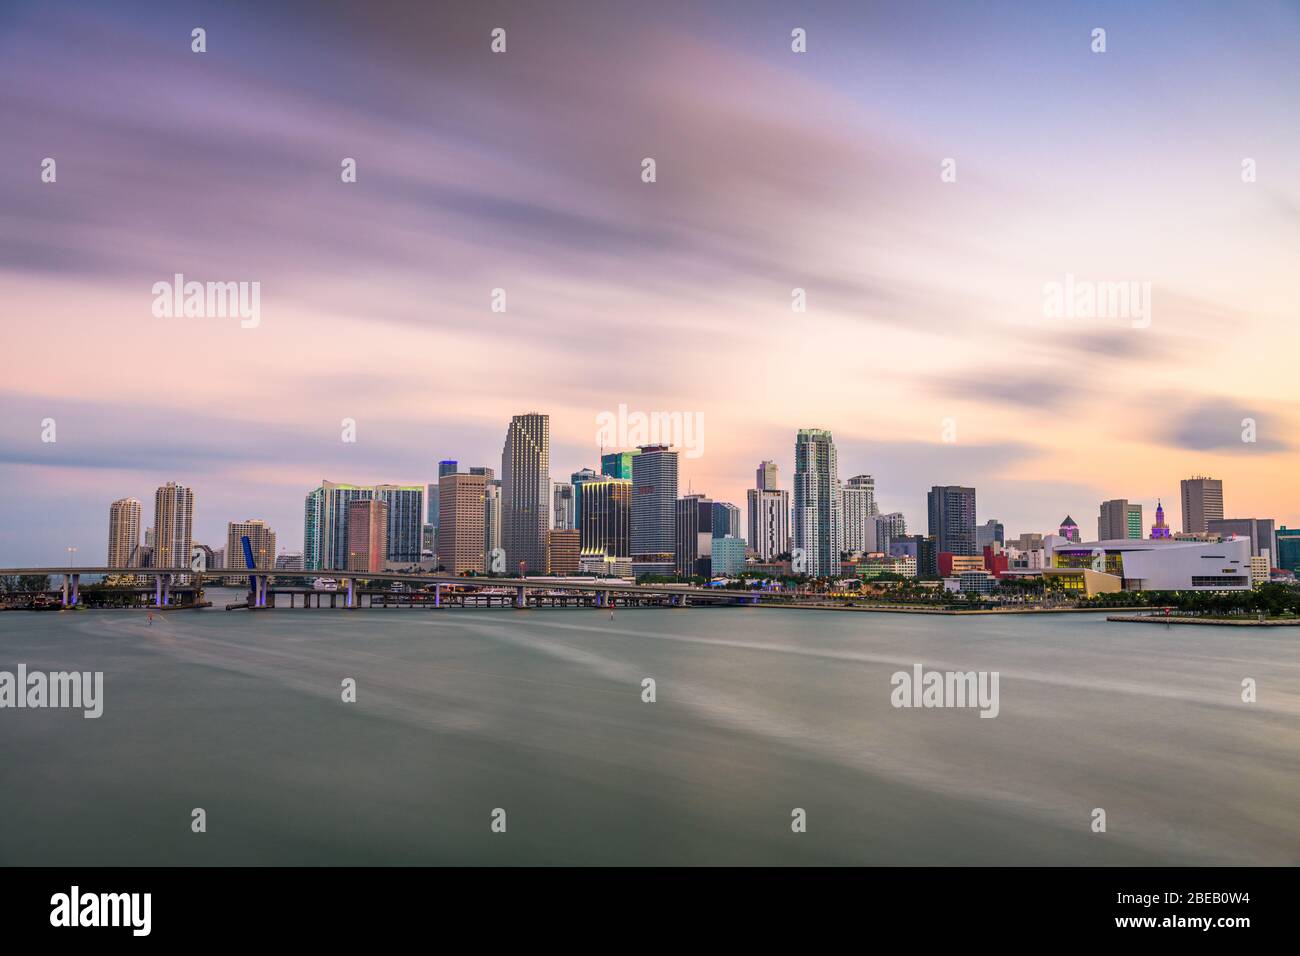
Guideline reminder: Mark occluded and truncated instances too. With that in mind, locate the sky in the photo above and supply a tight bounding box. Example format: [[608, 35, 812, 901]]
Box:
[[2, 0, 1298, 565]]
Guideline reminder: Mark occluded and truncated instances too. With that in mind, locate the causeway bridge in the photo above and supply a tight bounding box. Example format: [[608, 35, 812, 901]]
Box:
[[0, 567, 777, 610]]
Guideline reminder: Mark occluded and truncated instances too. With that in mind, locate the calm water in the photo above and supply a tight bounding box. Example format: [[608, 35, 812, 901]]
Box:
[[2, 598, 1297, 865]]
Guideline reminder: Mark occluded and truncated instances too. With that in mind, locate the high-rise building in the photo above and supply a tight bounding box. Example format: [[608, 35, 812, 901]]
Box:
[[107, 497, 141, 567], [874, 512, 907, 554], [601, 450, 639, 481], [841, 475, 878, 553], [579, 477, 631, 560], [1150, 499, 1172, 539], [630, 445, 678, 575], [437, 471, 488, 574], [747, 488, 789, 560], [793, 429, 842, 577], [675, 494, 714, 578], [1180, 476, 1224, 534], [976, 518, 1004, 549], [346, 498, 388, 573], [548, 529, 581, 575], [275, 553, 304, 571], [711, 536, 746, 576], [225, 519, 276, 583], [1207, 518, 1276, 561], [439, 460, 459, 477], [712, 501, 740, 539], [153, 482, 194, 570], [1275, 526, 1300, 574], [303, 481, 422, 570], [927, 486, 977, 556], [484, 478, 502, 565], [756, 460, 780, 492], [552, 482, 576, 531], [570, 467, 600, 538], [1099, 500, 1144, 541], [501, 413, 551, 575], [889, 534, 938, 578]]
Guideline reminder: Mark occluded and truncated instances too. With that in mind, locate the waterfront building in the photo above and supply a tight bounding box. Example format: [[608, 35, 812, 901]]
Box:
[[107, 497, 141, 567], [1048, 536, 1251, 592], [1180, 476, 1224, 534], [153, 482, 194, 570], [939, 553, 986, 577], [579, 477, 631, 562], [710, 535, 747, 576], [501, 413, 551, 575], [346, 499, 388, 573], [928, 486, 976, 556], [303, 481, 423, 570], [747, 464, 790, 562], [1276, 526, 1300, 574], [675, 494, 713, 578], [793, 429, 842, 577], [548, 529, 581, 575], [631, 445, 678, 576], [841, 475, 878, 553], [225, 518, 276, 582], [437, 471, 488, 574]]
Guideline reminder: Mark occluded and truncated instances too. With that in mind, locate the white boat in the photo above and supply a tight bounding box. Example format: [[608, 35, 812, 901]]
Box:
[[313, 577, 338, 591]]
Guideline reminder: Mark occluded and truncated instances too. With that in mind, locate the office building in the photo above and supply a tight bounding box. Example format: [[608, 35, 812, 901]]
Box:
[[548, 529, 581, 575], [153, 482, 194, 570], [1058, 515, 1080, 542], [346, 498, 388, 573], [437, 471, 488, 574], [756, 460, 780, 492], [484, 479, 502, 564], [747, 481, 790, 562], [579, 478, 631, 560], [927, 486, 977, 556], [874, 512, 907, 555], [711, 536, 746, 576], [712, 501, 740, 540], [275, 553, 304, 571], [570, 468, 600, 538], [793, 428, 842, 577], [1180, 476, 1224, 534], [976, 518, 1004, 549], [1207, 518, 1276, 561], [107, 497, 141, 567], [303, 481, 423, 570], [1276, 526, 1300, 574], [601, 450, 639, 480], [675, 494, 714, 578], [631, 444, 678, 575], [501, 413, 551, 575], [225, 518, 276, 582], [552, 481, 576, 531]]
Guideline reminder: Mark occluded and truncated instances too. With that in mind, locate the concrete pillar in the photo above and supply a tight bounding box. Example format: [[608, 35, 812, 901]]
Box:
[[70, 573, 80, 606], [162, 574, 171, 607], [434, 584, 442, 608], [515, 585, 527, 608], [346, 578, 355, 608], [155, 575, 163, 607], [61, 575, 69, 607]]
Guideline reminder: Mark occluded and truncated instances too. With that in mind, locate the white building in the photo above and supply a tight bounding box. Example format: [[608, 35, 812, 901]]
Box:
[[1050, 537, 1252, 591]]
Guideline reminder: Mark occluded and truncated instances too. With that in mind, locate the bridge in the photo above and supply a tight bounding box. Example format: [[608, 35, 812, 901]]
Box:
[[0, 567, 776, 610]]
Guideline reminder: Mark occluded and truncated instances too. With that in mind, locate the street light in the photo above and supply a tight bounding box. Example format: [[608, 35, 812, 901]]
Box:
[[67, 546, 77, 568]]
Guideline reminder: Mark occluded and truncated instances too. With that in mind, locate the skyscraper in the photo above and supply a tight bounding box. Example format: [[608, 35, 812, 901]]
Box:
[[1180, 477, 1224, 534], [841, 475, 878, 553], [874, 512, 907, 554], [1207, 518, 1276, 560], [976, 518, 1004, 549], [107, 497, 141, 567], [1098, 499, 1143, 540], [303, 481, 423, 570], [747, 462, 790, 561], [927, 486, 976, 556], [675, 494, 714, 578], [552, 481, 576, 531], [484, 478, 502, 564], [712, 501, 740, 539], [153, 482, 194, 569], [579, 477, 631, 560], [548, 529, 581, 575], [570, 467, 600, 538], [437, 471, 487, 574], [501, 413, 551, 575], [346, 499, 388, 573], [601, 450, 639, 480], [793, 429, 842, 577], [630, 444, 678, 575], [756, 460, 780, 492], [225, 519, 276, 582]]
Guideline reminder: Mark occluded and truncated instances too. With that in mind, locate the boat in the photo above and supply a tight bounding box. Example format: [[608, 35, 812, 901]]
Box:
[[312, 577, 338, 591]]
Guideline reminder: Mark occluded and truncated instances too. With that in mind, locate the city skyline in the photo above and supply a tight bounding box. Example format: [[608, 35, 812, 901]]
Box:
[[3, 1, 1300, 564]]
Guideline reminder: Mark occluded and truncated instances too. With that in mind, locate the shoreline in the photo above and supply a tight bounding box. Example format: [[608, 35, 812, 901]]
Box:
[[1105, 613, 1300, 627]]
